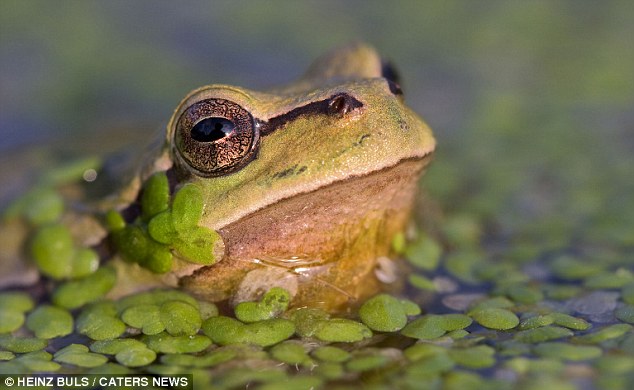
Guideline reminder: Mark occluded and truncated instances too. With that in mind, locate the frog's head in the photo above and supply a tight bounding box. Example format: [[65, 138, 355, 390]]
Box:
[[166, 43, 435, 230], [163, 43, 435, 309]]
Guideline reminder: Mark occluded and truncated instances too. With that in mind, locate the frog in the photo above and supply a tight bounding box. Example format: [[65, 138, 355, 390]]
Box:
[[1, 43, 435, 313]]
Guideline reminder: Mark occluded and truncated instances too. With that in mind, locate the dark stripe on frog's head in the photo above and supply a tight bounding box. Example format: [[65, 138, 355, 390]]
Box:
[[381, 61, 403, 96], [259, 93, 363, 136]]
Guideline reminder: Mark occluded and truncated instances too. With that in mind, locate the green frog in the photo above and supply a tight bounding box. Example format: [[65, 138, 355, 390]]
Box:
[[1, 43, 435, 313]]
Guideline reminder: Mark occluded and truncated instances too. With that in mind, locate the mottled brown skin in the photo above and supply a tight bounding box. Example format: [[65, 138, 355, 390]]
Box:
[[182, 157, 430, 312]]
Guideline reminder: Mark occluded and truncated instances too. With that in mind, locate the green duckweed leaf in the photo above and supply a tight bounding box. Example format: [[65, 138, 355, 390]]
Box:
[[52, 266, 116, 309], [615, 305, 634, 324], [405, 233, 442, 270], [313, 318, 372, 343], [115, 347, 157, 367], [514, 326, 573, 343], [77, 302, 126, 340], [171, 183, 204, 232], [25, 305, 73, 339], [141, 172, 170, 221], [14, 350, 60, 372], [235, 287, 291, 323], [0, 310, 24, 334], [346, 354, 389, 372], [448, 345, 496, 368], [549, 312, 591, 330], [574, 324, 632, 344], [90, 339, 147, 355], [270, 341, 312, 366], [0, 351, 15, 361], [401, 315, 447, 340], [202, 316, 295, 347], [105, 210, 126, 232], [54, 344, 108, 368], [469, 308, 519, 330], [143, 333, 211, 354], [31, 224, 74, 279], [22, 187, 64, 226], [70, 248, 100, 278], [533, 342, 602, 361], [311, 346, 351, 363], [147, 210, 177, 244], [173, 226, 219, 265], [0, 292, 34, 313], [0, 335, 47, 353], [287, 307, 329, 338], [120, 304, 164, 335], [359, 294, 408, 332], [160, 301, 202, 336]]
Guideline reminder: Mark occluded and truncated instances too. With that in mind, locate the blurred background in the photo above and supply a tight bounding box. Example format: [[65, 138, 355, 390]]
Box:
[[1, 0, 633, 242]]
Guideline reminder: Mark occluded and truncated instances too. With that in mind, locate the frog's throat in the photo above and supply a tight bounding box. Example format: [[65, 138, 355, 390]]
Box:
[[180, 155, 432, 309]]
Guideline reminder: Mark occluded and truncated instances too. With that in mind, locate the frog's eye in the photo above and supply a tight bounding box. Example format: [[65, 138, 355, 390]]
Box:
[[174, 98, 259, 177]]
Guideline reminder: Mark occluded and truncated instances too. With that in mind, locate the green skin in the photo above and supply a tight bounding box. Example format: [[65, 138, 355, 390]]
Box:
[[3, 43, 436, 312]]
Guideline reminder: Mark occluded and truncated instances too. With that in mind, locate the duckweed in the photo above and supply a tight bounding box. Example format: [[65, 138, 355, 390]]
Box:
[[514, 326, 574, 343], [14, 351, 61, 372], [313, 318, 372, 343], [574, 324, 632, 344], [269, 341, 313, 366], [52, 266, 116, 309], [0, 292, 34, 312], [519, 315, 554, 330], [615, 305, 634, 324], [448, 345, 496, 368], [312, 346, 351, 363], [115, 346, 156, 367], [401, 314, 472, 340], [147, 183, 220, 265], [160, 300, 202, 336], [359, 293, 410, 331], [469, 308, 519, 330], [142, 333, 211, 353], [0, 351, 14, 360], [408, 273, 436, 290], [25, 305, 73, 339], [120, 303, 164, 334], [53, 344, 108, 367], [0, 309, 24, 333], [549, 312, 591, 330], [90, 338, 147, 355], [235, 287, 291, 323], [141, 172, 170, 221], [76, 301, 126, 340], [0, 335, 47, 353], [533, 342, 602, 361], [405, 233, 442, 270], [9, 187, 64, 226], [160, 348, 236, 367], [401, 315, 446, 339], [287, 307, 329, 338], [202, 316, 295, 347], [30, 224, 74, 279], [346, 354, 389, 372], [0, 292, 34, 333]]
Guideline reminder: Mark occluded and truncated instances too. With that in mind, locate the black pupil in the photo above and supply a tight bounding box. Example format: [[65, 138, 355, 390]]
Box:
[[191, 117, 235, 142]]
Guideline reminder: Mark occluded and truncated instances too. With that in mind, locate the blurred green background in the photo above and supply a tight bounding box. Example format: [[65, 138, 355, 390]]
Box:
[[1, 0, 633, 239]]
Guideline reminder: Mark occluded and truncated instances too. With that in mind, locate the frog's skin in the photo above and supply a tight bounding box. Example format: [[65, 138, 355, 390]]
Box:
[[3, 43, 435, 312]]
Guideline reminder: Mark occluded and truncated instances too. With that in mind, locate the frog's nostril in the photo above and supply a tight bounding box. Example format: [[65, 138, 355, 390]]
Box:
[[191, 117, 235, 142]]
